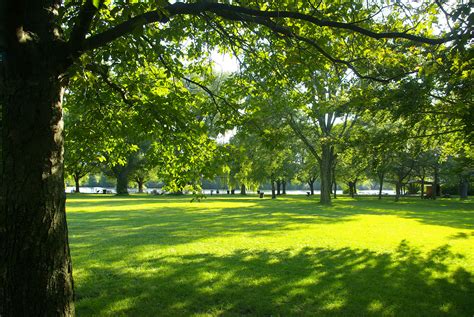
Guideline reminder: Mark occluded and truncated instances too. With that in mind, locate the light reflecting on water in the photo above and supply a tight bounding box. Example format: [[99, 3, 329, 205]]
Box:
[[66, 187, 396, 196]]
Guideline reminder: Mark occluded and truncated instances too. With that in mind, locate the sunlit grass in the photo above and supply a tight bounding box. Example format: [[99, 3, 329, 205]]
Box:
[[67, 195, 474, 316]]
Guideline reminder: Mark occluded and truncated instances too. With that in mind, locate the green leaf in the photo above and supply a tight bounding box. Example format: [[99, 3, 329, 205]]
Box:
[[92, 0, 100, 9], [157, 0, 168, 7]]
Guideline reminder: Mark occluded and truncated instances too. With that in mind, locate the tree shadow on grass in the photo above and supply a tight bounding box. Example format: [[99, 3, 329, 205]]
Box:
[[339, 198, 474, 229], [74, 241, 474, 316], [67, 197, 474, 268], [67, 195, 474, 234], [67, 200, 362, 255]]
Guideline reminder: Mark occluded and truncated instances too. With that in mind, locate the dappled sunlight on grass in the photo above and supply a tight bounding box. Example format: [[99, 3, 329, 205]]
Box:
[[67, 195, 474, 316]]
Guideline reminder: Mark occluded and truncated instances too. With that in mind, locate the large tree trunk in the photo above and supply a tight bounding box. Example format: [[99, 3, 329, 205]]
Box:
[[282, 180, 286, 195], [115, 169, 129, 195], [276, 180, 281, 195], [0, 5, 75, 314], [319, 145, 333, 204], [74, 174, 81, 193]]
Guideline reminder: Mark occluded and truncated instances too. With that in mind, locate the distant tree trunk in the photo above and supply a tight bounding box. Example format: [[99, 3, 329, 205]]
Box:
[[395, 182, 402, 201], [432, 164, 439, 200], [74, 174, 81, 193], [460, 175, 469, 200], [348, 181, 354, 198], [308, 179, 315, 195], [116, 170, 129, 195], [319, 145, 333, 204], [407, 183, 417, 195], [420, 172, 425, 199], [378, 173, 384, 200], [332, 171, 337, 199], [271, 179, 276, 199], [240, 183, 246, 195], [136, 177, 145, 193], [282, 181, 286, 195], [276, 180, 281, 195]]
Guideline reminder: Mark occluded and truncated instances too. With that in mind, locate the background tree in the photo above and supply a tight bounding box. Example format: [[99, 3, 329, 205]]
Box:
[[64, 112, 100, 193], [293, 144, 319, 195], [337, 139, 370, 198], [288, 74, 366, 204]]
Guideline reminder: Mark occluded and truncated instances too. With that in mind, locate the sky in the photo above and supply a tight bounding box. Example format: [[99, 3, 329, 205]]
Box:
[[211, 50, 240, 73], [211, 51, 239, 143]]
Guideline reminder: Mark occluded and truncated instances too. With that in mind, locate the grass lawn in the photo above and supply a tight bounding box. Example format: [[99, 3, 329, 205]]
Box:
[[67, 195, 474, 316]]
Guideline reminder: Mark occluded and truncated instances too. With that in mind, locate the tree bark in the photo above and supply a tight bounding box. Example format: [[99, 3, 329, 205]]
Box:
[[395, 182, 401, 201], [240, 183, 246, 195], [276, 180, 281, 195], [348, 181, 354, 198], [282, 180, 286, 195], [308, 179, 315, 195], [0, 6, 75, 314], [137, 177, 144, 193], [271, 179, 276, 199], [378, 172, 384, 200], [319, 144, 333, 204], [432, 162, 439, 200], [115, 169, 129, 195], [74, 174, 81, 193], [420, 173, 425, 199], [459, 175, 469, 200]]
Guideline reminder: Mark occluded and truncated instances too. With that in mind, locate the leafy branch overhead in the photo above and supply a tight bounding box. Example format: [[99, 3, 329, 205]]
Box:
[[65, 0, 464, 83]]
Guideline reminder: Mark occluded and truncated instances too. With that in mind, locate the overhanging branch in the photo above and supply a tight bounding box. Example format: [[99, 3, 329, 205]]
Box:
[[87, 64, 136, 108], [80, 1, 451, 54], [288, 114, 321, 162]]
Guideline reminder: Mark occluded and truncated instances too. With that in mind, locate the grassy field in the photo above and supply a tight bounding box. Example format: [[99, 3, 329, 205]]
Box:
[[67, 195, 474, 316]]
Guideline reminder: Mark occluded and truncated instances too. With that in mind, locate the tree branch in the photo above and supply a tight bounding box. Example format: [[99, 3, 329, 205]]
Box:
[[88, 64, 136, 108], [200, 3, 451, 44], [435, 0, 454, 32], [68, 0, 101, 55], [81, 1, 450, 53], [407, 129, 465, 139], [429, 93, 457, 105], [288, 114, 321, 162], [82, 10, 169, 52]]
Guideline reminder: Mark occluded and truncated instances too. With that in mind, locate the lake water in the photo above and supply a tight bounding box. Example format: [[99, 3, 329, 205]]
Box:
[[66, 187, 395, 196]]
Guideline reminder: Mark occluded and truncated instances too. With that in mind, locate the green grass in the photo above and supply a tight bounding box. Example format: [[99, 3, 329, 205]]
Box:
[[67, 195, 474, 316]]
